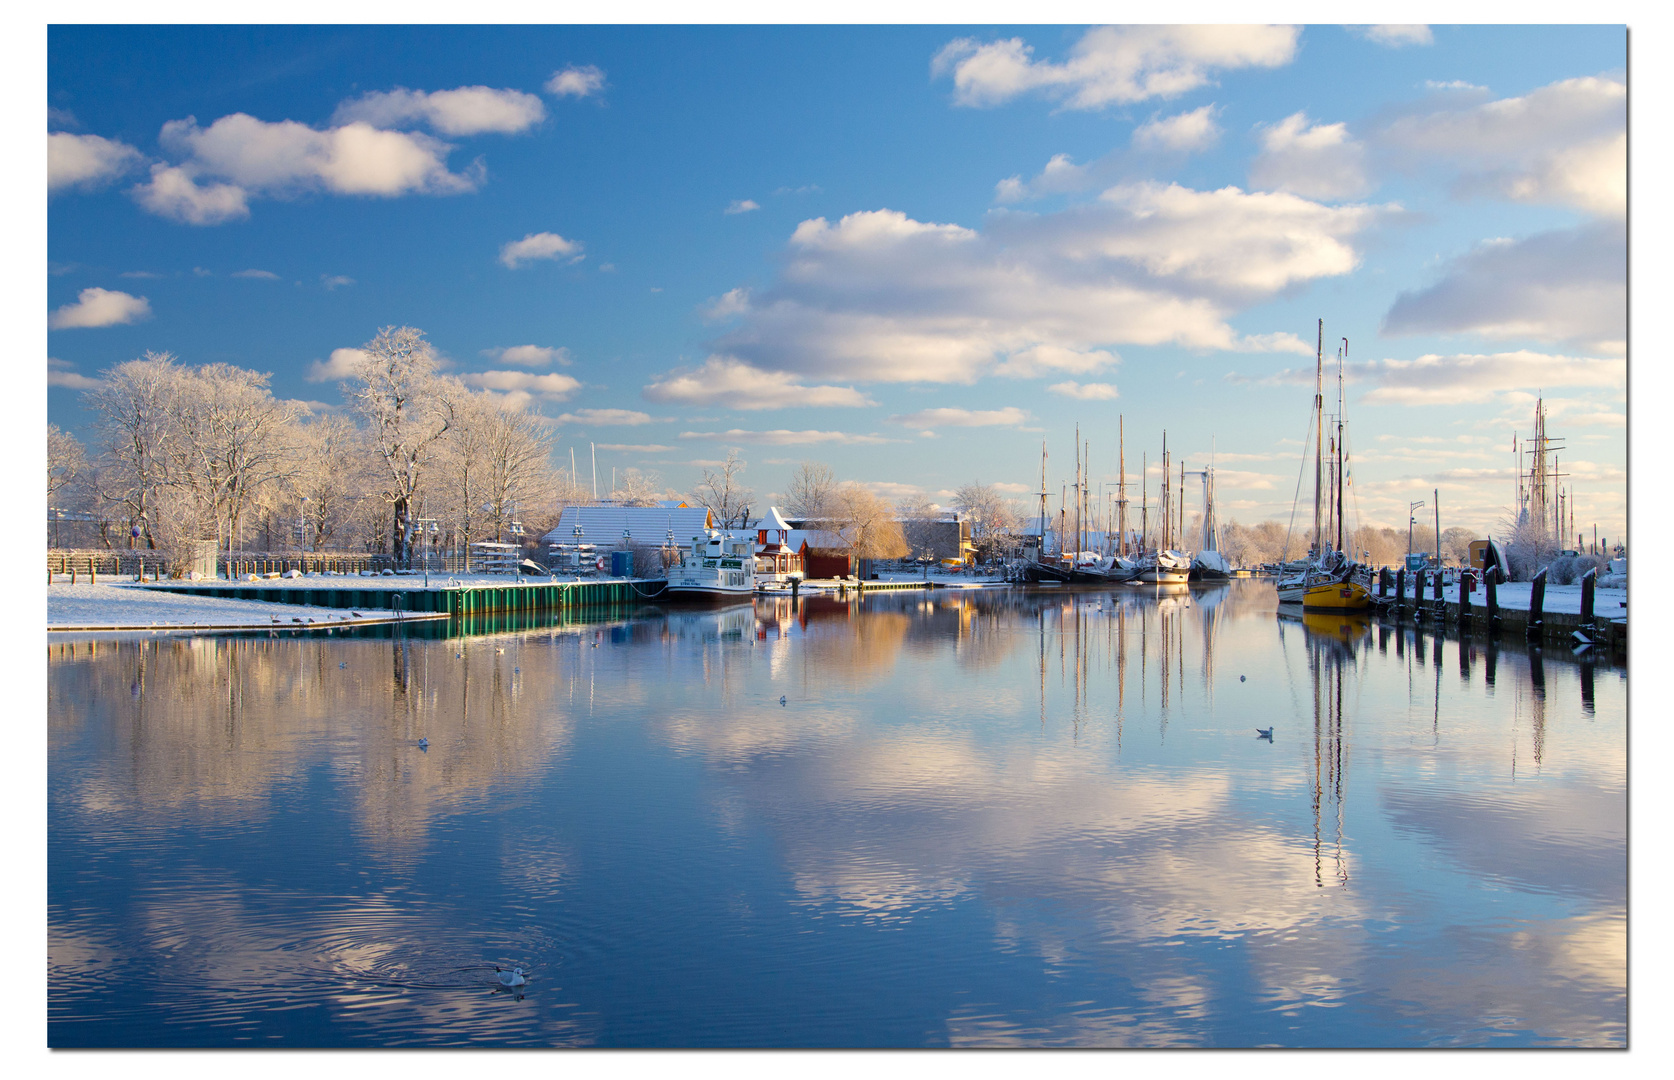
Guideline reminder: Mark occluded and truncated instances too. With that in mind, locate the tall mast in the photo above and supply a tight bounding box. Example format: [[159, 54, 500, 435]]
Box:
[[1141, 452, 1148, 553], [1160, 432, 1168, 551], [1179, 459, 1185, 547], [1074, 424, 1082, 558], [1337, 337, 1347, 555], [1313, 318, 1323, 557], [1118, 416, 1127, 556], [1038, 440, 1049, 557]]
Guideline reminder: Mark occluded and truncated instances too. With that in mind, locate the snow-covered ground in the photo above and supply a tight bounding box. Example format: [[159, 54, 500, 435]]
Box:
[[47, 580, 424, 630], [1391, 579, 1626, 618]]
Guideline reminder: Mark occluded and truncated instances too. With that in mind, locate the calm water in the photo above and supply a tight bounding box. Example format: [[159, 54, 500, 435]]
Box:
[[47, 581, 1626, 1047]]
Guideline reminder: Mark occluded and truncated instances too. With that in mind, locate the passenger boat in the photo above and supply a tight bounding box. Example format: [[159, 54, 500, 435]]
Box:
[[665, 530, 757, 601]]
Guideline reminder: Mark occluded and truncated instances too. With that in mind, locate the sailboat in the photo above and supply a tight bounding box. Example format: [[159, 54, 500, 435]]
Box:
[[1191, 458, 1231, 580], [1276, 323, 1371, 611], [1136, 430, 1192, 584]]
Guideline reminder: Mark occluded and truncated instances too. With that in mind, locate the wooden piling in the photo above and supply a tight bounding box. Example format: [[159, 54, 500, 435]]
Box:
[[1395, 569, 1406, 613], [1485, 567, 1500, 634], [1458, 570, 1472, 631], [1527, 567, 1547, 641], [1580, 567, 1596, 630]]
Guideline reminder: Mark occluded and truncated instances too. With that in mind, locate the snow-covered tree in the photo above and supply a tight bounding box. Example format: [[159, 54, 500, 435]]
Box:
[[346, 326, 459, 567], [691, 449, 754, 529]]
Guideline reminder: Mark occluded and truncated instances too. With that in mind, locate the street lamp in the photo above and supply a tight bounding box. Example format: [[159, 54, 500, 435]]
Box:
[[1408, 500, 1426, 557]]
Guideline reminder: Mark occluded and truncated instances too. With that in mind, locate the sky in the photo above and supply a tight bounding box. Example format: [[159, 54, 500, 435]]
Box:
[[44, 21, 1629, 544]]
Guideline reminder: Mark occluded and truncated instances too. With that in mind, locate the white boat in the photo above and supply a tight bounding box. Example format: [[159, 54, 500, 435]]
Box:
[[1137, 549, 1193, 584], [665, 530, 757, 601]]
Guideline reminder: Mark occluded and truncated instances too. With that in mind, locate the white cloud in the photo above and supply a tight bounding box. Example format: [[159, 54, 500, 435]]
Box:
[[320, 274, 354, 290], [643, 357, 875, 410], [887, 407, 1029, 428], [1250, 112, 1370, 199], [1234, 331, 1315, 355], [48, 287, 151, 330], [1382, 222, 1624, 355], [1133, 104, 1222, 152], [232, 268, 279, 279], [678, 429, 893, 446], [158, 113, 478, 196], [47, 358, 101, 389], [305, 347, 369, 382], [1378, 75, 1625, 217], [499, 231, 584, 268], [131, 163, 250, 224], [555, 409, 653, 426], [483, 345, 570, 367], [48, 132, 144, 192], [1351, 25, 1434, 47], [459, 370, 582, 399], [1047, 381, 1120, 400], [332, 86, 545, 136], [710, 188, 1384, 385], [993, 175, 1027, 203], [596, 443, 673, 453], [546, 65, 606, 98], [701, 288, 751, 321], [1355, 350, 1625, 406], [932, 25, 1299, 110], [725, 199, 761, 215], [993, 344, 1119, 378]]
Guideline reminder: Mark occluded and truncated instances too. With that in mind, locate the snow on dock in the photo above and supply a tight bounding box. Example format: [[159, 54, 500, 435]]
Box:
[[47, 580, 430, 632]]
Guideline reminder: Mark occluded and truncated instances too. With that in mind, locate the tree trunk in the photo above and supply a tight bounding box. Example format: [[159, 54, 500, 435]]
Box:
[[393, 497, 411, 567]]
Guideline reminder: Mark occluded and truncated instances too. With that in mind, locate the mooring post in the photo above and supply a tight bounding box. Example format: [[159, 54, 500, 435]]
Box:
[[1580, 566, 1596, 631], [1458, 570, 1473, 632], [1378, 567, 1390, 597], [1395, 568, 1406, 614], [1527, 567, 1547, 641], [1412, 569, 1425, 620], [1432, 566, 1444, 621], [1485, 566, 1500, 635]]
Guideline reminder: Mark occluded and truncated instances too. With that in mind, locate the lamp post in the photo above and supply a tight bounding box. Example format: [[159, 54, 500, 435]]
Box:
[[1408, 500, 1425, 557]]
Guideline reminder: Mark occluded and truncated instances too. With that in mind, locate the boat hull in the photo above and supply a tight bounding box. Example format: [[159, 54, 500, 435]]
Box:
[[663, 582, 756, 603], [1301, 579, 1371, 612]]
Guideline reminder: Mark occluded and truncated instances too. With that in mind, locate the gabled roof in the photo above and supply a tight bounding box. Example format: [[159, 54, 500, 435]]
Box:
[[543, 505, 714, 546], [742, 506, 793, 532]]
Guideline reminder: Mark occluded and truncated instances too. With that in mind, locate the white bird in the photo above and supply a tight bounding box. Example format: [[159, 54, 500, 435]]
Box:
[[1256, 727, 1274, 740], [495, 966, 526, 988], [780, 695, 787, 705], [418, 737, 430, 749], [339, 662, 348, 669]]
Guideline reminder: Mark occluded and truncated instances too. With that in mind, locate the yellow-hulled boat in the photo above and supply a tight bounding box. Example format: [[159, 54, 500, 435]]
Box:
[[1301, 576, 1370, 612]]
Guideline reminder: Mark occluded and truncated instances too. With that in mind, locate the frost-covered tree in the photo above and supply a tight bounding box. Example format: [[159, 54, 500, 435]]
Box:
[[346, 326, 459, 567], [691, 449, 754, 529], [84, 351, 180, 549], [611, 467, 663, 507], [784, 460, 837, 521], [831, 484, 907, 562]]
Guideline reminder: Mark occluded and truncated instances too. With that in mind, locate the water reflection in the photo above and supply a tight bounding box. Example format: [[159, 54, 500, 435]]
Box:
[[49, 582, 1625, 1047]]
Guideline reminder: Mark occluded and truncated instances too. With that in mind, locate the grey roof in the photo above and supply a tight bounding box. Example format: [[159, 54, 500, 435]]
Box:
[[543, 505, 714, 547]]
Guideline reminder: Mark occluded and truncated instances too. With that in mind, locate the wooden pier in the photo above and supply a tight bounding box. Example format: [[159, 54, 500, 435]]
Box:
[[141, 578, 668, 619], [1370, 568, 1625, 659]]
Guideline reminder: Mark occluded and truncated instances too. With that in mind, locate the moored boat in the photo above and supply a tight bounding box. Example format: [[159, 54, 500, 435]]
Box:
[[666, 530, 757, 601]]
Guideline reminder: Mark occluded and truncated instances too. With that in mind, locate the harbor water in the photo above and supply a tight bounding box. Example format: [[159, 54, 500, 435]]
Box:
[[47, 581, 1626, 1047]]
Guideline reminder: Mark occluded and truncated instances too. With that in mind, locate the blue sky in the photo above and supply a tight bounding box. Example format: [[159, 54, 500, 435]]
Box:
[[46, 22, 1628, 541]]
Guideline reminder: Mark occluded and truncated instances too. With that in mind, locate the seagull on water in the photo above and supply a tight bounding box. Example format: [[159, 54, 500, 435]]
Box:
[[1256, 727, 1274, 740], [1240, 675, 1246, 682], [780, 695, 787, 706], [339, 662, 347, 669], [495, 966, 526, 988], [418, 738, 429, 750]]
